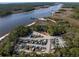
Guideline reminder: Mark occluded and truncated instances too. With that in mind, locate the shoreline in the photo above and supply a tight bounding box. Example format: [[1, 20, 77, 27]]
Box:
[[0, 33, 9, 41], [0, 4, 63, 41], [0, 21, 36, 41]]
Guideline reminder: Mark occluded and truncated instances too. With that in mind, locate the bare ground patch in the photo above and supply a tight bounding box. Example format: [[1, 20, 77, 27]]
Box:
[[52, 8, 79, 28]]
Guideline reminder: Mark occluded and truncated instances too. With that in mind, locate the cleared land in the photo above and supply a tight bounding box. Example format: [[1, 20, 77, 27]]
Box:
[[53, 8, 79, 28]]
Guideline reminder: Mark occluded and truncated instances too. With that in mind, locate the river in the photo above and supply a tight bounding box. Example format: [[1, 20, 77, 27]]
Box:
[[0, 4, 63, 37]]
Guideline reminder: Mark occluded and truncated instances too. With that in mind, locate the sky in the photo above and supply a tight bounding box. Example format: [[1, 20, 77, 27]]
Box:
[[0, 0, 79, 3]]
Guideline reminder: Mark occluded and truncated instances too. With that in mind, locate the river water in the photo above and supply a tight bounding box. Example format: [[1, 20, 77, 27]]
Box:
[[0, 4, 63, 37]]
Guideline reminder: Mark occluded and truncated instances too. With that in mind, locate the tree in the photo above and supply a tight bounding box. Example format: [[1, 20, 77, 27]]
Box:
[[53, 21, 69, 36], [69, 48, 79, 57], [0, 25, 32, 56]]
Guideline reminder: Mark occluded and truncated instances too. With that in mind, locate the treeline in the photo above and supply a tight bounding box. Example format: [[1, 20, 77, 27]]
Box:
[[32, 20, 70, 36], [0, 2, 54, 16], [0, 25, 32, 56], [0, 11, 12, 17], [54, 28, 79, 57], [0, 2, 54, 9]]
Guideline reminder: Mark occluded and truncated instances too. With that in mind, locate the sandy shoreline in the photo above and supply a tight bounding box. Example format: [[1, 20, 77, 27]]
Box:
[[0, 33, 9, 41], [0, 4, 63, 41], [0, 21, 36, 41]]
